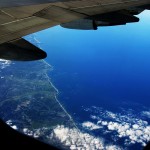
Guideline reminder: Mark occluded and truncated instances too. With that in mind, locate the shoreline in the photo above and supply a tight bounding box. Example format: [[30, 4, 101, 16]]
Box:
[[42, 60, 78, 129]]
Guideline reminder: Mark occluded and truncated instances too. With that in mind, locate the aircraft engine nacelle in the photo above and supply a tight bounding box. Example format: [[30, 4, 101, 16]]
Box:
[[61, 19, 98, 30]]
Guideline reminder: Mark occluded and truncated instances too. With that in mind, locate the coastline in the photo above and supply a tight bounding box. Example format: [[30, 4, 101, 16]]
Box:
[[42, 60, 78, 129]]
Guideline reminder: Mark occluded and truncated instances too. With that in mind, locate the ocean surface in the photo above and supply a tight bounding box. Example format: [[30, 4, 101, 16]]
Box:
[[26, 10, 150, 149]]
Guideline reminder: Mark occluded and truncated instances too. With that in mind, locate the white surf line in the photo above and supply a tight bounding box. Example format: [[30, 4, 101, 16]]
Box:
[[50, 79, 59, 94], [42, 59, 52, 68], [43, 61, 59, 94], [42, 62, 59, 95], [54, 95, 78, 128], [43, 60, 78, 129]]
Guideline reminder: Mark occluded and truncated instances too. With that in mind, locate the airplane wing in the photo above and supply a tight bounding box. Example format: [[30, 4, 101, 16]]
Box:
[[0, 0, 150, 60]]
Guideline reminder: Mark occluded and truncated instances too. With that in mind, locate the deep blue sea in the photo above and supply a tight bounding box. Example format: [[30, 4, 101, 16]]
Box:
[[26, 11, 150, 149]]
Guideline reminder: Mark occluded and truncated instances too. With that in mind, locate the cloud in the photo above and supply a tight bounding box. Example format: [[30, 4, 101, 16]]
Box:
[[6, 120, 18, 130], [6, 120, 12, 125], [82, 121, 102, 130], [11, 125, 18, 130], [49, 125, 121, 150], [6, 119, 121, 149], [6, 120, 45, 139], [0, 59, 11, 69], [23, 128, 33, 136], [83, 106, 150, 147], [105, 121, 150, 146], [22, 127, 49, 138], [106, 145, 122, 150], [142, 111, 150, 118]]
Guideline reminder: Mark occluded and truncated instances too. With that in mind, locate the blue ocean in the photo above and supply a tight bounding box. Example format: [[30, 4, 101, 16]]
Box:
[[26, 11, 150, 149]]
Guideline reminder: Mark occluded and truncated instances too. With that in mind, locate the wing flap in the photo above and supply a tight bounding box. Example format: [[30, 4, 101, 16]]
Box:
[[34, 5, 86, 23]]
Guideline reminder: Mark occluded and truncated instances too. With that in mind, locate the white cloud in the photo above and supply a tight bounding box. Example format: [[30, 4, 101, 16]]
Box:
[[23, 128, 33, 136], [142, 111, 150, 118], [105, 111, 116, 119], [11, 125, 18, 130], [48, 125, 122, 150], [105, 120, 150, 146], [105, 120, 149, 145], [6, 120, 12, 125], [6, 120, 18, 130], [0, 59, 11, 69], [101, 121, 108, 126], [22, 127, 48, 138], [106, 145, 122, 150], [132, 124, 139, 130], [83, 106, 150, 147], [82, 121, 102, 130]]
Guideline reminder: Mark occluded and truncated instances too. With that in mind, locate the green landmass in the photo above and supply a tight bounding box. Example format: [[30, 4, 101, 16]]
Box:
[[0, 60, 75, 146]]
